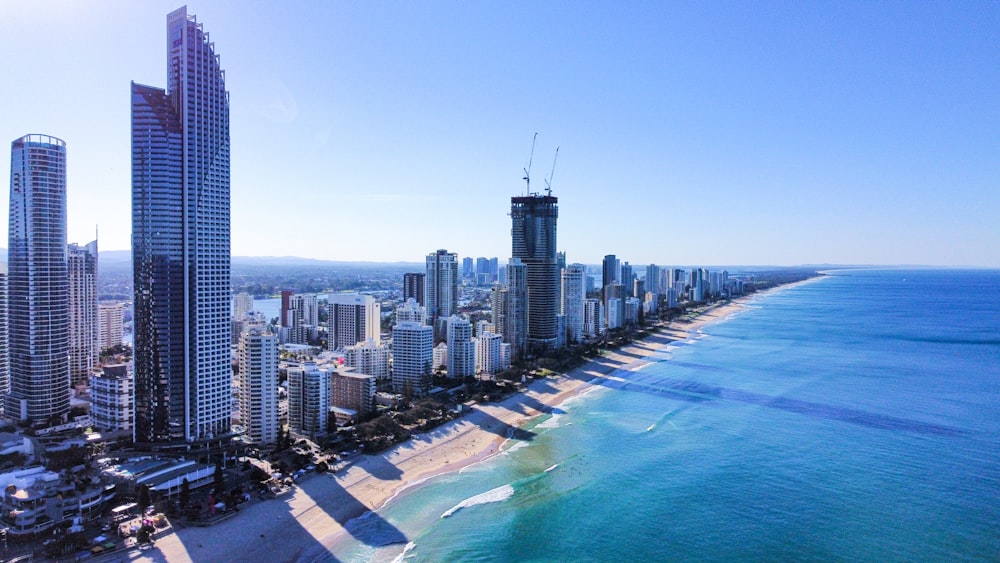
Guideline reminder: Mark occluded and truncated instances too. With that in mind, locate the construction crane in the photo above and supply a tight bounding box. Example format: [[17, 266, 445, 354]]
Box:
[[544, 146, 559, 196], [523, 132, 537, 195]]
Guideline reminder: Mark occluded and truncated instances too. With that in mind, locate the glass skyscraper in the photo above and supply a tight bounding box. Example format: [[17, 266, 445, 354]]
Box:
[[132, 7, 231, 443], [510, 194, 560, 349], [6, 134, 70, 422]]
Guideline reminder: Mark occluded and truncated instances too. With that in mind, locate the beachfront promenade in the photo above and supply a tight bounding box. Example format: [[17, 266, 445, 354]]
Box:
[[123, 299, 759, 562]]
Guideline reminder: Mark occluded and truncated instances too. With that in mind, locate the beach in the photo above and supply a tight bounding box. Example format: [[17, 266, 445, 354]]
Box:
[[136, 298, 756, 562]]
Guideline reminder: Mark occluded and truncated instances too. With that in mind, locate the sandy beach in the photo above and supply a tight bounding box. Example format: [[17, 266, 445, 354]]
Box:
[[130, 291, 794, 562]]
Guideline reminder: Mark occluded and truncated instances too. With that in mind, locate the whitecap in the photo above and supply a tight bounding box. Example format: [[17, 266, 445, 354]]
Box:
[[534, 414, 563, 429], [391, 541, 417, 563], [441, 484, 515, 518]]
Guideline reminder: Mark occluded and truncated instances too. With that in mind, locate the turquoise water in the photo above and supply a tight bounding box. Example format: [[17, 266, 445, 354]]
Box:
[[328, 269, 1000, 562]]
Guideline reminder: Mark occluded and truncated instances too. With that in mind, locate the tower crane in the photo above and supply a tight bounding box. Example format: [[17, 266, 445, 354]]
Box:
[[544, 146, 559, 196], [523, 132, 537, 195]]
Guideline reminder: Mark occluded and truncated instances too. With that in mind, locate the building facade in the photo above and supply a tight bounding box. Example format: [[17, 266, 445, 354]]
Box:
[[233, 291, 254, 320], [238, 326, 279, 445], [446, 315, 475, 378], [425, 249, 458, 341], [287, 363, 330, 437], [328, 293, 380, 351], [403, 273, 425, 306], [493, 259, 527, 361], [561, 263, 586, 344], [89, 364, 133, 432], [0, 265, 8, 406], [510, 195, 559, 350], [395, 298, 426, 325], [6, 134, 69, 422], [343, 339, 390, 380], [97, 302, 124, 352], [68, 241, 98, 388], [331, 371, 376, 419], [131, 7, 231, 442], [391, 321, 433, 396]]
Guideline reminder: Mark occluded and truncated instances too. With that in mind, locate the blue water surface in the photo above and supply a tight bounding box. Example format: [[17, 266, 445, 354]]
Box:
[[331, 269, 1000, 562]]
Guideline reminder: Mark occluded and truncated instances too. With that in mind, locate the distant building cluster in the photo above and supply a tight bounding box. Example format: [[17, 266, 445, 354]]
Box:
[[0, 6, 754, 466]]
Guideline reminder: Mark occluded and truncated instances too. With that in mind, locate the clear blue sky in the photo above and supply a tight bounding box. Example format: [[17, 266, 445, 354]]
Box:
[[3, 1, 998, 267]]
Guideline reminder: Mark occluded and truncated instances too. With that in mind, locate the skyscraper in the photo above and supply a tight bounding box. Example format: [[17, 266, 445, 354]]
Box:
[[68, 241, 98, 388], [391, 321, 433, 396], [0, 265, 8, 408], [493, 259, 527, 361], [602, 254, 618, 289], [425, 249, 458, 340], [238, 326, 279, 445], [446, 315, 475, 378], [561, 263, 586, 344], [510, 195, 559, 350], [403, 273, 425, 306], [328, 293, 380, 350], [132, 7, 230, 442], [6, 134, 69, 423], [97, 302, 124, 352]]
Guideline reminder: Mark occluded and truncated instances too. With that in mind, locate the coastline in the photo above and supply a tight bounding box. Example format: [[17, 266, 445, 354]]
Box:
[[141, 280, 820, 562]]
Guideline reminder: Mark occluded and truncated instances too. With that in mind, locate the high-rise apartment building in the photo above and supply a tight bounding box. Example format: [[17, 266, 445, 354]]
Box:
[[493, 259, 527, 361], [561, 264, 586, 344], [7, 134, 69, 422], [238, 326, 279, 445], [343, 339, 390, 380], [395, 298, 426, 325], [286, 293, 319, 344], [425, 249, 458, 340], [403, 273, 425, 306], [287, 363, 330, 437], [233, 292, 254, 320], [446, 316, 475, 378], [602, 255, 618, 289], [131, 8, 231, 442], [583, 298, 605, 339], [89, 364, 133, 432], [510, 195, 559, 349], [475, 332, 506, 378], [645, 264, 662, 297], [391, 321, 433, 396], [328, 293, 380, 351], [621, 261, 634, 298], [0, 265, 9, 407], [97, 302, 124, 352], [68, 241, 98, 388]]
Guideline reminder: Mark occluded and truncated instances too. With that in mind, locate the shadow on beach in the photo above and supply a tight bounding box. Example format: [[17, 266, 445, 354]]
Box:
[[296, 476, 408, 550]]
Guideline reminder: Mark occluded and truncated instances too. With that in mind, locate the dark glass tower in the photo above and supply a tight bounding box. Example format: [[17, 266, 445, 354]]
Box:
[[132, 7, 231, 443], [6, 134, 69, 422], [510, 194, 559, 349]]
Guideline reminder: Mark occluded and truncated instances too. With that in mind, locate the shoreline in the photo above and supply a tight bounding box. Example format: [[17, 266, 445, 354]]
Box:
[[142, 279, 821, 562]]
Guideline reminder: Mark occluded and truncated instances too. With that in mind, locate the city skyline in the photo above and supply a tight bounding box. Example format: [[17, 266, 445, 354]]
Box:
[[2, 2, 999, 267]]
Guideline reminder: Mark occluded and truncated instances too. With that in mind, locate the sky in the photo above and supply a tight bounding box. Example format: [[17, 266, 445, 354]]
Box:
[[2, 0, 998, 267]]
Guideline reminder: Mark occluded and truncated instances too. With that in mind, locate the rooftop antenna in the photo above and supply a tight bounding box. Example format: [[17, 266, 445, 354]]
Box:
[[522, 132, 537, 195], [544, 146, 559, 196]]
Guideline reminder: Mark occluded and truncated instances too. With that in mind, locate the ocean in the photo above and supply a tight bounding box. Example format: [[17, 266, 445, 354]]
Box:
[[329, 269, 1000, 562]]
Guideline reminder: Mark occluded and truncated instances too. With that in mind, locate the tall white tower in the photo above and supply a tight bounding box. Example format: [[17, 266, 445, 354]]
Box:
[[7, 134, 69, 422], [239, 326, 279, 445]]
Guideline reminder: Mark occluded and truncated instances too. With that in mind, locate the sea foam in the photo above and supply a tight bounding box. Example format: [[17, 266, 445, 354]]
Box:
[[441, 484, 515, 518]]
